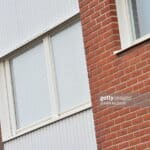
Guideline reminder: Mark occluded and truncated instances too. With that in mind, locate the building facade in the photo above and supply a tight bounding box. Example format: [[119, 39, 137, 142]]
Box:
[[0, 0, 150, 150]]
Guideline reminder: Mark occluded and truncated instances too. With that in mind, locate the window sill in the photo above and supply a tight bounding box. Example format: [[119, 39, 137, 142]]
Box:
[[3, 102, 92, 143], [113, 34, 150, 55]]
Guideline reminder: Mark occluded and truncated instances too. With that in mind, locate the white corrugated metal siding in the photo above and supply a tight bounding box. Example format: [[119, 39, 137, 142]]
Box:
[[0, 0, 79, 57], [4, 109, 97, 150]]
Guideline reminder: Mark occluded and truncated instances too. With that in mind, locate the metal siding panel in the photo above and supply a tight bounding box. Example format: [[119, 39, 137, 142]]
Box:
[[0, 0, 79, 57], [4, 109, 97, 150]]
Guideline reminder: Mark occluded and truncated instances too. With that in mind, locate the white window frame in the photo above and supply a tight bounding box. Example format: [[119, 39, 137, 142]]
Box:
[[114, 0, 150, 54], [0, 16, 91, 142]]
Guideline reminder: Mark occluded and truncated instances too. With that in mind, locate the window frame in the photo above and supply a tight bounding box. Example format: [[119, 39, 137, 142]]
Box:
[[0, 15, 91, 142], [115, 0, 150, 54]]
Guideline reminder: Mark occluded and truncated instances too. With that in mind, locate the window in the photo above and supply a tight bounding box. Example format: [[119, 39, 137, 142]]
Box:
[[0, 19, 91, 139], [129, 0, 150, 39], [116, 0, 150, 49]]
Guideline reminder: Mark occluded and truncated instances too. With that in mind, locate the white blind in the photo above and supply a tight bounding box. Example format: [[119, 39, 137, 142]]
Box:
[[51, 21, 90, 112], [11, 41, 52, 128]]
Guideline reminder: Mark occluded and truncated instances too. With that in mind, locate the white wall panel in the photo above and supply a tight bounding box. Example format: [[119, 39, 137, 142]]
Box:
[[4, 109, 97, 150], [0, 0, 79, 57]]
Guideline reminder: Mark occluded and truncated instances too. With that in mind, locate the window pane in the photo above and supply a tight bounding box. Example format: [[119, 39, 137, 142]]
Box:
[[51, 21, 90, 112], [131, 0, 150, 38], [11, 41, 51, 128]]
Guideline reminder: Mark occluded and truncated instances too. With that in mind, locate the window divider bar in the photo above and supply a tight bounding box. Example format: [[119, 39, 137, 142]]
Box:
[[43, 36, 60, 118], [4, 60, 17, 136]]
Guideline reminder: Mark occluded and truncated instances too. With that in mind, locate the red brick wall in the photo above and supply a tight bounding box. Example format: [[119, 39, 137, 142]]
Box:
[[79, 0, 150, 149]]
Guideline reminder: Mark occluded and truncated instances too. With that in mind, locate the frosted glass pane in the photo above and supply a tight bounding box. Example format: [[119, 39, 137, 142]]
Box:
[[131, 0, 150, 38], [51, 21, 90, 112], [11, 41, 51, 128]]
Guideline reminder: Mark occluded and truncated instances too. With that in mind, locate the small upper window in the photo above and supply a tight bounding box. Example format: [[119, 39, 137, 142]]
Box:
[[129, 0, 150, 39], [116, 0, 150, 49]]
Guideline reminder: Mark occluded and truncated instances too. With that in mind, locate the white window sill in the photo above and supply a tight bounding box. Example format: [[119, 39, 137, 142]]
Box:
[[114, 34, 150, 55], [3, 102, 92, 143]]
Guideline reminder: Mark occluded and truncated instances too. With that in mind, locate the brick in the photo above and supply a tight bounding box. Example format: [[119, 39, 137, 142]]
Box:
[[117, 129, 128, 137], [115, 117, 125, 124], [129, 138, 140, 146], [125, 112, 136, 120], [111, 125, 120, 132], [119, 142, 129, 149], [136, 143, 147, 150], [137, 108, 148, 116], [132, 117, 143, 124], [120, 121, 132, 128], [128, 125, 139, 133], [140, 135, 150, 143], [101, 140, 112, 148]]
